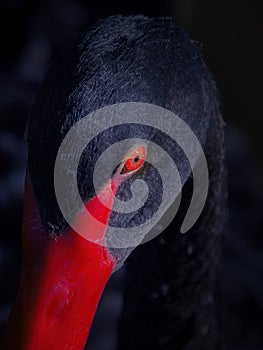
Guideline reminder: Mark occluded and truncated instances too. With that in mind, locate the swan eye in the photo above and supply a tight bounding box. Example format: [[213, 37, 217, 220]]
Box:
[[121, 146, 146, 174]]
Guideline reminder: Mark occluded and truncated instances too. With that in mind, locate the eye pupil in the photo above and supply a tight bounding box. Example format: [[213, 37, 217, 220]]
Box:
[[120, 145, 146, 175]]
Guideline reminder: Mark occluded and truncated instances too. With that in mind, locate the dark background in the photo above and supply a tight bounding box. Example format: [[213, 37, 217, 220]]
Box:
[[0, 1, 262, 349]]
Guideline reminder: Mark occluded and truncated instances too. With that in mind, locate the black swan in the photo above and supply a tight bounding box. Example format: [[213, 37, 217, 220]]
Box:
[[0, 15, 226, 350]]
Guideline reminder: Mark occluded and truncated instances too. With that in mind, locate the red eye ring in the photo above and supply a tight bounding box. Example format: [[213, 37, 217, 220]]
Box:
[[121, 146, 146, 174]]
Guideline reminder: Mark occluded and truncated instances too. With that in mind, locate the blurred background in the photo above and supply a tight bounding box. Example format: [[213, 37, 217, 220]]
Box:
[[0, 1, 262, 349]]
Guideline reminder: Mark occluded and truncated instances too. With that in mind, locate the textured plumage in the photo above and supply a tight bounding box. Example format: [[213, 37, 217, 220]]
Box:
[[6, 15, 227, 349], [27, 15, 221, 236]]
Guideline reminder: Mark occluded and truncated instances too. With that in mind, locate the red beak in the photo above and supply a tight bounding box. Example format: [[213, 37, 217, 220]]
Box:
[[0, 176, 117, 350]]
